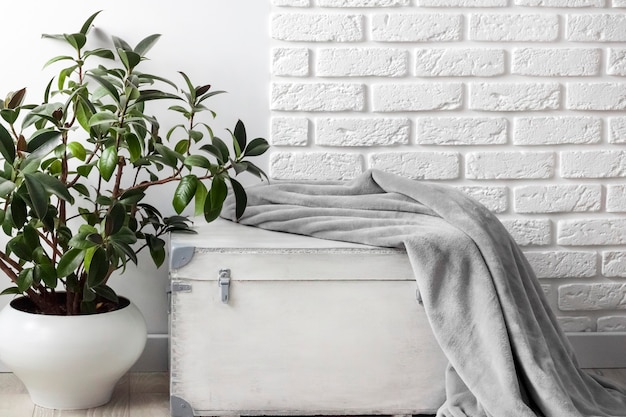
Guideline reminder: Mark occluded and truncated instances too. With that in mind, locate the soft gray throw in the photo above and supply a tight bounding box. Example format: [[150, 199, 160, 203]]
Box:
[[221, 170, 626, 417]]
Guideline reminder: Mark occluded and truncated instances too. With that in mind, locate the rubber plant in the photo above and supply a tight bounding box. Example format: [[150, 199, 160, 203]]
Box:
[[0, 11, 269, 315]]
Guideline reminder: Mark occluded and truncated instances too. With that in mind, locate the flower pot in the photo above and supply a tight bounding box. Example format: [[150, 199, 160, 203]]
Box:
[[0, 295, 147, 410]]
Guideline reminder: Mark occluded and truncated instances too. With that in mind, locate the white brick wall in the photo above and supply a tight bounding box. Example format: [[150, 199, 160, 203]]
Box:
[[270, 2, 626, 331]]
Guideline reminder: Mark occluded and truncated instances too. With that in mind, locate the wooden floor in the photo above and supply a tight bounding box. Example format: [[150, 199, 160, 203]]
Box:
[[1, 369, 625, 417]]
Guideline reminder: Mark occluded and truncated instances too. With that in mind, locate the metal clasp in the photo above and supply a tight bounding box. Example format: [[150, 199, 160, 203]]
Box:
[[218, 269, 231, 304]]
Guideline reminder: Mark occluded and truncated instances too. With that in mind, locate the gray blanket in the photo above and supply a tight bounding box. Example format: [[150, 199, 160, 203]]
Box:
[[221, 169, 626, 417]]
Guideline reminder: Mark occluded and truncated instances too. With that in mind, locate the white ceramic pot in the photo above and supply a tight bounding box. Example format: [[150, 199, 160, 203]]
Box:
[[0, 295, 147, 410]]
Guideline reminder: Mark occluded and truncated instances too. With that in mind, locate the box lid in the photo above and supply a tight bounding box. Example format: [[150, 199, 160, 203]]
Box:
[[169, 218, 413, 282]]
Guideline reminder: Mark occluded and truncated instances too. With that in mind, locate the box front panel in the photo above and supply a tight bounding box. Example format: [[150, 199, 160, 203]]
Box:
[[170, 277, 447, 415]]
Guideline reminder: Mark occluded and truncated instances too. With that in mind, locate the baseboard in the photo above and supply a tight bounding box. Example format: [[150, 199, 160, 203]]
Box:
[[566, 332, 626, 369], [1, 332, 624, 372]]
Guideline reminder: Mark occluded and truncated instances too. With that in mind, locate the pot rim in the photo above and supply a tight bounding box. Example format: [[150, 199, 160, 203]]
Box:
[[8, 293, 132, 317]]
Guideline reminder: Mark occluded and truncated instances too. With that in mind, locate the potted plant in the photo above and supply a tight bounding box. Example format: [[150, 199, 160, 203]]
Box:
[[0, 11, 268, 410]]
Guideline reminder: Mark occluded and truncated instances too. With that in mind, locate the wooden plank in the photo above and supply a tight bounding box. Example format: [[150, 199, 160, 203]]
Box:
[[0, 393, 34, 416], [129, 393, 170, 417], [130, 373, 169, 394]]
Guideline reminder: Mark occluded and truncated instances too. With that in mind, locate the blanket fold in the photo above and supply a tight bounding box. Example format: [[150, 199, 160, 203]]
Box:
[[221, 169, 626, 417]]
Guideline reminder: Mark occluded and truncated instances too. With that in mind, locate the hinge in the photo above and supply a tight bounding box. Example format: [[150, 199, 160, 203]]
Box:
[[170, 243, 195, 269], [218, 269, 231, 304], [170, 395, 194, 417]]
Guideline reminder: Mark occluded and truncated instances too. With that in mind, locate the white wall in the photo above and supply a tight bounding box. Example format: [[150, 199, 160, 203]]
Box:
[[270, 0, 626, 333], [0, 1, 270, 370]]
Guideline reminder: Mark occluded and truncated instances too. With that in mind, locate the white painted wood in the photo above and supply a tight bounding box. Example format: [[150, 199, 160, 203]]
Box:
[[170, 219, 448, 416]]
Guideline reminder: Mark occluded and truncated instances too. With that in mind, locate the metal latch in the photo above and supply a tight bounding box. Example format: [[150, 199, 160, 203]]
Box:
[[218, 269, 231, 304]]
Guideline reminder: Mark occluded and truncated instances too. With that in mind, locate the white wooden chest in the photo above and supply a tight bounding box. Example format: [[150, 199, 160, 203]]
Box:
[[169, 219, 447, 417]]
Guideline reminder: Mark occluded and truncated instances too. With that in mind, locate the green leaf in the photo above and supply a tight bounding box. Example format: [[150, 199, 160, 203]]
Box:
[[87, 247, 108, 287], [88, 74, 120, 103], [146, 234, 166, 267], [154, 144, 181, 167], [72, 183, 90, 197], [8, 236, 33, 261], [173, 175, 198, 214], [99, 146, 118, 181], [105, 203, 126, 235], [57, 248, 85, 277], [204, 176, 228, 222], [84, 48, 115, 60], [0, 178, 16, 197], [79, 10, 102, 35], [199, 144, 223, 164], [244, 137, 270, 157], [88, 111, 117, 127], [1, 109, 19, 125], [75, 100, 93, 132], [212, 137, 230, 162], [77, 164, 94, 177], [119, 187, 146, 206], [64, 33, 87, 51], [67, 142, 86, 160], [117, 48, 141, 71], [26, 129, 61, 154], [174, 140, 189, 155], [42, 55, 74, 68], [233, 120, 247, 156], [125, 133, 142, 162], [230, 178, 248, 220], [10, 195, 27, 229], [24, 174, 49, 219], [110, 226, 137, 245], [136, 90, 180, 103], [134, 34, 161, 56], [178, 71, 196, 102], [34, 263, 57, 288], [112, 36, 133, 52], [32, 172, 74, 203], [184, 155, 212, 170], [194, 180, 208, 217], [0, 287, 21, 295], [92, 285, 118, 303], [0, 124, 16, 163], [16, 269, 33, 292]]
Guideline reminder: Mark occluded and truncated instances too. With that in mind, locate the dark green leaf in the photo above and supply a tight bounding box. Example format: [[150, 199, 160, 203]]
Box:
[[125, 133, 142, 162], [87, 247, 108, 287], [178, 71, 196, 102], [230, 178, 247, 220], [199, 144, 223, 164], [42, 55, 74, 68], [136, 90, 180, 103], [88, 74, 120, 103], [77, 164, 94, 177], [184, 155, 211, 170], [26, 129, 61, 154], [154, 144, 181, 167], [34, 263, 57, 288], [244, 137, 270, 157], [212, 137, 230, 162], [24, 174, 49, 219], [93, 285, 118, 303], [233, 120, 247, 155], [134, 34, 161, 56], [99, 146, 118, 181], [197, 90, 226, 104], [32, 172, 74, 203], [204, 176, 228, 222], [0, 124, 16, 163], [110, 226, 137, 245], [173, 175, 198, 214], [1, 109, 19, 125], [64, 33, 87, 51], [79, 10, 102, 35], [88, 111, 117, 127], [112, 36, 132, 52], [10, 195, 27, 229], [146, 234, 166, 267], [83, 48, 115, 60], [0, 287, 21, 295], [8, 237, 33, 261], [105, 203, 126, 235], [117, 48, 141, 71], [72, 183, 90, 197], [16, 269, 33, 292], [57, 248, 85, 277]]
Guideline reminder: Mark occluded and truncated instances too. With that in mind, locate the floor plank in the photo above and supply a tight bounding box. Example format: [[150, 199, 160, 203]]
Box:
[[129, 373, 169, 394], [0, 393, 35, 416], [0, 372, 28, 394], [129, 393, 170, 417]]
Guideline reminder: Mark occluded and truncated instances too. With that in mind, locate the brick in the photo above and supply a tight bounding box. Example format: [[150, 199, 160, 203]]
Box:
[[318, 0, 410, 5], [607, 48, 626, 76], [415, 49, 505, 77], [271, 82, 364, 112], [368, 152, 460, 180], [566, 83, 626, 110], [469, 14, 559, 42], [457, 186, 508, 213], [417, 117, 507, 145], [417, 0, 507, 5], [513, 117, 601, 145], [609, 117, 626, 144], [559, 284, 626, 311], [501, 219, 552, 246], [272, 0, 310, 5], [271, 117, 309, 146], [470, 83, 560, 111], [316, 118, 410, 146], [561, 150, 626, 178], [514, 0, 605, 6], [372, 83, 463, 112], [557, 317, 593, 333], [271, 13, 363, 42], [602, 251, 626, 277], [514, 185, 601, 213], [512, 48, 600, 76], [524, 251, 597, 278], [272, 48, 309, 77], [558, 218, 626, 245], [597, 316, 626, 332], [466, 151, 554, 179], [371, 14, 462, 42], [317, 48, 407, 77], [567, 14, 626, 42], [270, 152, 363, 180], [607, 185, 626, 212]]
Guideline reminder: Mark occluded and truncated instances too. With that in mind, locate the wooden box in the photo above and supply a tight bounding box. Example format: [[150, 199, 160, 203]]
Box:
[[169, 219, 447, 417]]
